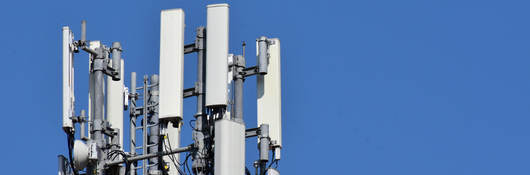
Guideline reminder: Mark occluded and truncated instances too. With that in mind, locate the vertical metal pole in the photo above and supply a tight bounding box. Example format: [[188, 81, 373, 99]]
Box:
[[89, 56, 95, 140], [80, 110, 86, 140], [233, 55, 245, 123], [259, 124, 270, 175], [87, 58, 95, 175], [193, 27, 208, 175], [93, 54, 106, 175], [148, 75, 160, 174], [129, 72, 137, 175], [142, 75, 148, 175], [195, 27, 206, 132]]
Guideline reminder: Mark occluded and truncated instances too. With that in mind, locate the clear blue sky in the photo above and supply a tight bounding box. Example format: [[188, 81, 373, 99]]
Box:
[[1, 0, 529, 174]]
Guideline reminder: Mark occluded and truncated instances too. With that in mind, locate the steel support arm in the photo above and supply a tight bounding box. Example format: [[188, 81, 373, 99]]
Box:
[[242, 66, 260, 78], [82, 46, 98, 56], [106, 145, 193, 166], [184, 87, 196, 98], [184, 43, 198, 54], [245, 127, 259, 138]]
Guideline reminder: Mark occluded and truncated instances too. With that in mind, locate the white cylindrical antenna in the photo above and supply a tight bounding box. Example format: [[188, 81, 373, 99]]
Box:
[[257, 38, 282, 153], [159, 9, 184, 122], [206, 3, 230, 107], [257, 36, 269, 74], [106, 58, 125, 147], [111, 42, 121, 81], [62, 26, 74, 131]]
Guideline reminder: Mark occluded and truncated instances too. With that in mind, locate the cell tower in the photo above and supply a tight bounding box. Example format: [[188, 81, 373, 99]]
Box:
[[58, 3, 282, 175]]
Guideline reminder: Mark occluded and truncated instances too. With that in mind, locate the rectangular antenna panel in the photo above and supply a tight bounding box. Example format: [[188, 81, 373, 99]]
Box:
[[106, 59, 124, 146], [159, 9, 185, 121], [206, 4, 229, 107], [214, 119, 245, 175], [257, 38, 282, 147], [62, 26, 74, 129]]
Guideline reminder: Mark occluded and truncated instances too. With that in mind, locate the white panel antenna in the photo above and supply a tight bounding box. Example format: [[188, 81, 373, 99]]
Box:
[[206, 3, 229, 107], [257, 38, 282, 150], [62, 26, 75, 130], [106, 58, 125, 146], [159, 9, 185, 121], [159, 9, 185, 175], [57, 4, 284, 175], [214, 119, 245, 175]]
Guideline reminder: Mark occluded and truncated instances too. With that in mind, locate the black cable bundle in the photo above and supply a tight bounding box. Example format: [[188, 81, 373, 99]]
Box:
[[107, 149, 131, 175], [163, 134, 186, 175], [66, 132, 79, 175]]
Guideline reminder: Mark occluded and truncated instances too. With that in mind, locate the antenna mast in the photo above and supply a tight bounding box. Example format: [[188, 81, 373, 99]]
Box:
[[59, 3, 283, 175]]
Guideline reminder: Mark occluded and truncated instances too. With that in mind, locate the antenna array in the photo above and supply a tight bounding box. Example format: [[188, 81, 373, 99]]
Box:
[[59, 3, 282, 175]]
